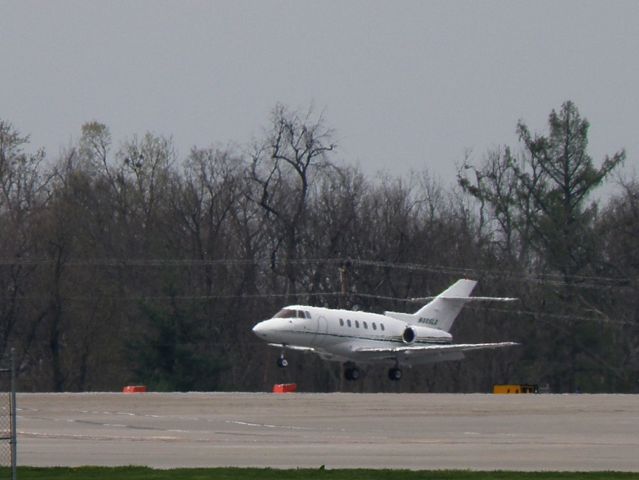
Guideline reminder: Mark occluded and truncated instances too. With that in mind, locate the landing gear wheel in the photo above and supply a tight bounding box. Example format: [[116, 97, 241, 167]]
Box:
[[344, 366, 361, 381], [277, 357, 288, 368], [388, 367, 402, 381]]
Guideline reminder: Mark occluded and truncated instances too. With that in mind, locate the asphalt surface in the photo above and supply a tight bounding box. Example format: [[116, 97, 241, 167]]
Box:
[[15, 392, 639, 471]]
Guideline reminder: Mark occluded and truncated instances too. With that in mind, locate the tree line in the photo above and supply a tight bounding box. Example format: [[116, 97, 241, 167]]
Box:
[[0, 101, 637, 393]]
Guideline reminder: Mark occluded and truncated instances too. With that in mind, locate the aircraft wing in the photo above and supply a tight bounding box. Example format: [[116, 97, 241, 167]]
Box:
[[354, 342, 519, 354], [268, 343, 316, 353]]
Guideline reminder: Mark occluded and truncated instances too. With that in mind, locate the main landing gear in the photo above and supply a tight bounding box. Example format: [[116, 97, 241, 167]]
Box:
[[343, 364, 361, 381], [388, 359, 402, 381], [388, 367, 402, 381], [342, 363, 403, 382]]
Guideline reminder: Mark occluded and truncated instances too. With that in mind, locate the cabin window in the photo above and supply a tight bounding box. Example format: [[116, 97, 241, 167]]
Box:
[[339, 318, 344, 327], [372, 323, 377, 330], [363, 321, 368, 329], [347, 319, 352, 327], [355, 320, 360, 328], [304, 311, 311, 319], [380, 323, 385, 331]]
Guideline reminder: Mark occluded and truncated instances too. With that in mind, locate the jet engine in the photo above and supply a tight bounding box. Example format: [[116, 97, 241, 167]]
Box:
[[402, 325, 452, 344], [402, 326, 416, 344]]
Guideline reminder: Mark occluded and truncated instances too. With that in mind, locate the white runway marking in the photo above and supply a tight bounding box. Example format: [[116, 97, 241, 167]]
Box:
[[226, 420, 312, 430]]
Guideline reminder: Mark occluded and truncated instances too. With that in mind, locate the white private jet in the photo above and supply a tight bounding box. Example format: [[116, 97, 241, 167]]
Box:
[[252, 279, 519, 381]]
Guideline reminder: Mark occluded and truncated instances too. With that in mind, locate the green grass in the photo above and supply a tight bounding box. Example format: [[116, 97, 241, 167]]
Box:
[[0, 468, 635, 480]]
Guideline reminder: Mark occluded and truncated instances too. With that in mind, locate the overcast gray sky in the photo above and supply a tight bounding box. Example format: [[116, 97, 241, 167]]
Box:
[[1, 1, 637, 183]]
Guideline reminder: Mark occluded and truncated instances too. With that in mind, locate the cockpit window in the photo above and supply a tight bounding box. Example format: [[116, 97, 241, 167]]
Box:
[[273, 308, 298, 319], [273, 308, 311, 319]]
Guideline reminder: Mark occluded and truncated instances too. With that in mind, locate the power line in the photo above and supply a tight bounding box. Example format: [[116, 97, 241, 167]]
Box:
[[467, 304, 636, 327], [3, 289, 634, 327], [0, 257, 633, 289], [0, 291, 406, 304]]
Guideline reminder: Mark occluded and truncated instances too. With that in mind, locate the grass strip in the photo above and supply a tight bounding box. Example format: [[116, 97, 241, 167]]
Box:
[[0, 467, 636, 480]]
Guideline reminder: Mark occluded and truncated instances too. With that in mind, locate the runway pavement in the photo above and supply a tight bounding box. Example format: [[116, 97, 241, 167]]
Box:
[[15, 392, 639, 471]]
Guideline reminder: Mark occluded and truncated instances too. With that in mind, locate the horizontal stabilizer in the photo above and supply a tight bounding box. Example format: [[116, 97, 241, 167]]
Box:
[[410, 296, 518, 303]]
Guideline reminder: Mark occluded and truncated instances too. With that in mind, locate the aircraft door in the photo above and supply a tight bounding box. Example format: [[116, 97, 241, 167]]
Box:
[[313, 315, 329, 347]]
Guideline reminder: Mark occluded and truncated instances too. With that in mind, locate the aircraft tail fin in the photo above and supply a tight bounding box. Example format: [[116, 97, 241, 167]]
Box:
[[383, 279, 517, 331], [411, 279, 478, 332]]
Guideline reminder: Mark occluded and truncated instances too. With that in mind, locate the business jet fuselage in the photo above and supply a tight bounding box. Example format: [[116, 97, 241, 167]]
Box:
[[252, 279, 518, 381]]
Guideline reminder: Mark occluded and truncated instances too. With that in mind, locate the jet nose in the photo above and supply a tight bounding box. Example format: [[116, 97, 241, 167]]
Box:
[[252, 321, 269, 339]]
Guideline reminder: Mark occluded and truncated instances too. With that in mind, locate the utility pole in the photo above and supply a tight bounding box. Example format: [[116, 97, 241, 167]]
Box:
[[10, 349, 16, 480], [339, 260, 352, 309]]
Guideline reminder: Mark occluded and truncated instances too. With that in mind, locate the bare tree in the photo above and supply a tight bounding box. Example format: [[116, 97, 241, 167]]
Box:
[[248, 104, 335, 300], [0, 121, 51, 375]]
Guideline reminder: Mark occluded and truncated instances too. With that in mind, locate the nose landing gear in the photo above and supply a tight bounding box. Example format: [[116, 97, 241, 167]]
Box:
[[277, 347, 288, 368], [277, 357, 288, 368]]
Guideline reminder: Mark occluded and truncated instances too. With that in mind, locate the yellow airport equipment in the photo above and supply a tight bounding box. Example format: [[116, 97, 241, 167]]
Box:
[[493, 384, 538, 394]]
